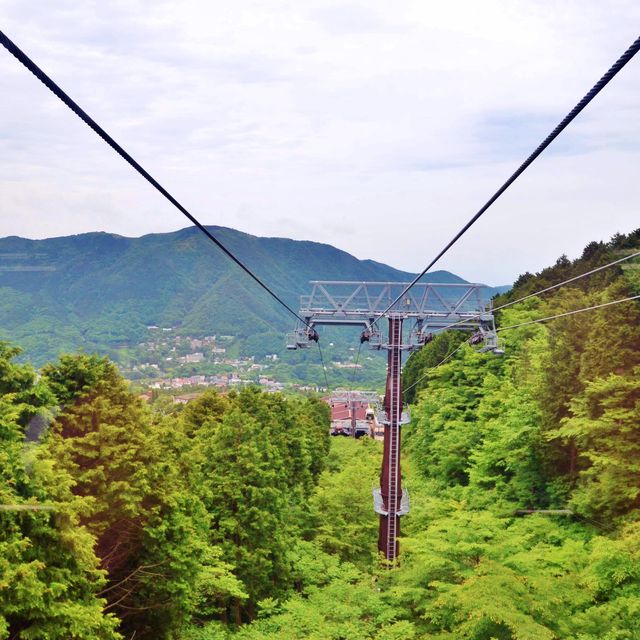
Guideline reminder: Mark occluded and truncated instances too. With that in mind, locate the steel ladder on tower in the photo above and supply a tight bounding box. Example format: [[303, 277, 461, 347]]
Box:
[[386, 318, 402, 561]]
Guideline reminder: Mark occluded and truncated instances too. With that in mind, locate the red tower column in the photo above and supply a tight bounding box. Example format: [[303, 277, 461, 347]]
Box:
[[351, 398, 357, 438], [378, 315, 403, 562]]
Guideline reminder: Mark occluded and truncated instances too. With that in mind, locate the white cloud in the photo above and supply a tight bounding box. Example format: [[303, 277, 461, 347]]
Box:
[[1, 0, 639, 284]]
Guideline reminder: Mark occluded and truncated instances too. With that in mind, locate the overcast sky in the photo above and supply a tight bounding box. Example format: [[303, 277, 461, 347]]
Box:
[[1, 1, 639, 285]]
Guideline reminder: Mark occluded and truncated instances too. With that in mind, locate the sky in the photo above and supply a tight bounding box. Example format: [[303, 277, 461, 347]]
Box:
[[1, 1, 639, 285]]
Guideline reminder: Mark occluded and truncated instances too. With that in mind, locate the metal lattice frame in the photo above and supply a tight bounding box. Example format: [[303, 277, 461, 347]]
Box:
[[300, 281, 489, 328]]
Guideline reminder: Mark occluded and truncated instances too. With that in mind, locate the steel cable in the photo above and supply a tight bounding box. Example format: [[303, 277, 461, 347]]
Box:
[[405, 293, 640, 396], [428, 249, 640, 335], [0, 30, 308, 328], [496, 293, 640, 332], [369, 34, 640, 331]]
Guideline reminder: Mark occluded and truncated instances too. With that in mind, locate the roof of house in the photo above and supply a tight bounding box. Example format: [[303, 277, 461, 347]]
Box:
[[328, 401, 370, 421]]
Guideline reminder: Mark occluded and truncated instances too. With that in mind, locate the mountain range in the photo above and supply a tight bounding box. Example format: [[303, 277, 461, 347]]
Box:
[[0, 226, 509, 365]]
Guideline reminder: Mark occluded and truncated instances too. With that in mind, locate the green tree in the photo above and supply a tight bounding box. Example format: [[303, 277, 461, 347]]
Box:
[[40, 354, 239, 638], [234, 544, 415, 640], [467, 376, 547, 509], [403, 331, 467, 404], [406, 346, 503, 487], [0, 345, 120, 639], [198, 406, 290, 622], [308, 437, 380, 568], [554, 369, 640, 519], [568, 522, 640, 639], [394, 506, 591, 640]]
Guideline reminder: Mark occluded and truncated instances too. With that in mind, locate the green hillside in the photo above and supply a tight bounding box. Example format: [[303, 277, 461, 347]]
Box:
[[0, 226, 505, 366]]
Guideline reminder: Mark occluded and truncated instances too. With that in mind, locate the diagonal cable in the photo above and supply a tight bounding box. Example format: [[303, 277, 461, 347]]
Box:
[[428, 248, 640, 335], [0, 30, 308, 327], [369, 34, 640, 330], [315, 342, 330, 391], [496, 293, 640, 331], [405, 293, 640, 395]]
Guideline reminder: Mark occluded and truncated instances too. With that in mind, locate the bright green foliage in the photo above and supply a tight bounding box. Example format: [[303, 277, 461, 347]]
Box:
[[468, 376, 547, 508], [180, 390, 231, 436], [125, 415, 245, 638], [186, 542, 418, 640], [41, 353, 113, 406], [41, 355, 154, 538], [461, 314, 552, 509], [179, 388, 331, 625], [0, 343, 54, 428], [233, 543, 415, 640], [197, 405, 291, 621], [0, 346, 120, 639], [235, 389, 314, 502], [41, 354, 160, 631], [395, 507, 591, 639], [407, 347, 504, 487], [405, 233, 640, 518], [290, 396, 331, 485], [554, 369, 640, 519], [40, 354, 241, 639], [308, 437, 380, 568], [578, 282, 640, 382], [402, 330, 468, 404], [569, 523, 640, 639]]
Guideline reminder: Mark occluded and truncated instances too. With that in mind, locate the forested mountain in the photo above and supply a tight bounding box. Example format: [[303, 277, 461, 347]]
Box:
[[0, 227, 506, 365], [1, 229, 639, 640]]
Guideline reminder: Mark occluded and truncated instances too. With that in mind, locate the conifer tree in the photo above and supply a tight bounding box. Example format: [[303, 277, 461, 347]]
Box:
[[198, 406, 290, 622], [0, 345, 120, 639], [556, 369, 640, 519]]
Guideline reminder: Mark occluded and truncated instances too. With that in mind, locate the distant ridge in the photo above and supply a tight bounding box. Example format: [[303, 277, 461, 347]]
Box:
[[0, 226, 509, 364]]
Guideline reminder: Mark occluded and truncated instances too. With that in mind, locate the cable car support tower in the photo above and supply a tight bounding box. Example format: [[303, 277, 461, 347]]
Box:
[[287, 281, 501, 563]]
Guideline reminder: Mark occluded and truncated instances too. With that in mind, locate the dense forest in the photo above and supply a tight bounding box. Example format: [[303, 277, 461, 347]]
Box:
[[1, 229, 639, 639]]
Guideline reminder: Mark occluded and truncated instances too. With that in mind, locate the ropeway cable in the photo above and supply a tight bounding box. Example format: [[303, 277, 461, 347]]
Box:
[[496, 293, 640, 332], [494, 250, 640, 311], [0, 30, 309, 328], [404, 342, 467, 394], [430, 249, 640, 335], [404, 293, 640, 395], [1, 30, 335, 392], [348, 342, 363, 394], [315, 343, 330, 391], [367, 34, 640, 332], [244, 313, 331, 392]]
